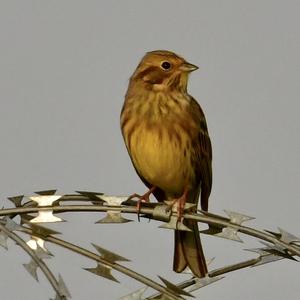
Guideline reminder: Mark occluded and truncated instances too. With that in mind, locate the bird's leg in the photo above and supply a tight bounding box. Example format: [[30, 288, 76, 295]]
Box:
[[166, 187, 189, 222], [127, 186, 156, 220]]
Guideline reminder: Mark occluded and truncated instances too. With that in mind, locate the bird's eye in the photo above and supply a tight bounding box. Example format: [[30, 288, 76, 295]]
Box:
[[161, 61, 172, 70]]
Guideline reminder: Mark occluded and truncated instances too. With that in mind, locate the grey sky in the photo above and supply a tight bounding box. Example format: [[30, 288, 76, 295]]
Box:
[[0, 1, 299, 299]]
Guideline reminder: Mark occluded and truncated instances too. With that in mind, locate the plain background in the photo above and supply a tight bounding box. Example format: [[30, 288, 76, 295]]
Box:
[[0, 1, 299, 299]]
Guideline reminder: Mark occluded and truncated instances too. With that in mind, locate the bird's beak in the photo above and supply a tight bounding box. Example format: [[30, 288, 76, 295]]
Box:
[[179, 62, 199, 72]]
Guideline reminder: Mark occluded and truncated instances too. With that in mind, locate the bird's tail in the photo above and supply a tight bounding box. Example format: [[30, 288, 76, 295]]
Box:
[[173, 219, 207, 277]]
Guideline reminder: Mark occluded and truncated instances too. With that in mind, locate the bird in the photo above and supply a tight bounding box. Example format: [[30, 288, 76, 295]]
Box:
[[120, 50, 212, 278]]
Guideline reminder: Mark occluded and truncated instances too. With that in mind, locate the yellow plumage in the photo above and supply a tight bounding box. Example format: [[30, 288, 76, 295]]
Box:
[[122, 92, 194, 196], [121, 50, 212, 278]]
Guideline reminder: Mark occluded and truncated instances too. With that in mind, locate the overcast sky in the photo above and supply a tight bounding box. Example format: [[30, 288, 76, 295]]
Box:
[[0, 1, 299, 299]]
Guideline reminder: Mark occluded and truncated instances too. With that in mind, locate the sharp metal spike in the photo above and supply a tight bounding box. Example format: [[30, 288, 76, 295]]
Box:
[[35, 190, 57, 196], [57, 274, 71, 298], [27, 236, 47, 251], [164, 201, 196, 212], [30, 195, 62, 206], [30, 211, 64, 223], [7, 195, 24, 207], [20, 214, 34, 224], [265, 228, 300, 246], [259, 241, 297, 260], [92, 243, 130, 262], [119, 286, 147, 300], [160, 200, 197, 232], [254, 254, 284, 266], [216, 227, 243, 242], [95, 195, 132, 223], [96, 211, 133, 224], [224, 210, 255, 225], [201, 225, 223, 235], [245, 246, 286, 266], [184, 203, 196, 210], [22, 215, 62, 237], [159, 215, 192, 232], [29, 195, 63, 223], [278, 228, 300, 244], [5, 217, 23, 231], [158, 276, 194, 297], [159, 201, 194, 232], [186, 275, 224, 292], [260, 241, 286, 253], [29, 223, 61, 237], [23, 259, 39, 281], [201, 225, 243, 242], [0, 231, 8, 250], [265, 229, 281, 238], [100, 195, 129, 206], [84, 263, 119, 283], [35, 245, 53, 260], [245, 247, 270, 256]]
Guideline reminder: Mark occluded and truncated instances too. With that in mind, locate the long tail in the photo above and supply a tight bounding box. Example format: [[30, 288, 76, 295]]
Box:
[[173, 220, 207, 277], [152, 186, 208, 277]]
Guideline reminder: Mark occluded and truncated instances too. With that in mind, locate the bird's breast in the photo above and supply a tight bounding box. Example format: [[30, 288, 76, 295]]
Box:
[[127, 119, 194, 196], [121, 91, 199, 196]]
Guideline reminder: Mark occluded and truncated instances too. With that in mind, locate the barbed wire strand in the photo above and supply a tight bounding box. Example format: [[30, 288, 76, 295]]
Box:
[[0, 223, 65, 300], [1, 194, 299, 299], [0, 220, 183, 300], [0, 202, 298, 256]]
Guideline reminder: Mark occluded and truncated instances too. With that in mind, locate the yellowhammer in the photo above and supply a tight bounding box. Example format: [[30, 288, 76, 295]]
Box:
[[120, 50, 212, 278]]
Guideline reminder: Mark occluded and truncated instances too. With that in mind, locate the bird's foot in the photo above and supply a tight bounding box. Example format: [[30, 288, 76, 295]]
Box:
[[127, 186, 156, 221], [166, 189, 188, 223]]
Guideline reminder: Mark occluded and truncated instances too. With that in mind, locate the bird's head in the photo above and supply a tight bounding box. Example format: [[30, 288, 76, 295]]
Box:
[[130, 50, 198, 92]]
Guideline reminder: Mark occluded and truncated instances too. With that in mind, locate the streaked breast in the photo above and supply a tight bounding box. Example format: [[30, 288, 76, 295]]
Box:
[[121, 93, 196, 195]]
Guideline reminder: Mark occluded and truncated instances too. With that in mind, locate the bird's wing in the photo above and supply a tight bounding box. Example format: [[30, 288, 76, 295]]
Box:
[[189, 97, 212, 211]]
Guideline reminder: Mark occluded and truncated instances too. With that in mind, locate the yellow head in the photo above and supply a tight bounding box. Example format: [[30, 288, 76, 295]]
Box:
[[130, 50, 198, 92]]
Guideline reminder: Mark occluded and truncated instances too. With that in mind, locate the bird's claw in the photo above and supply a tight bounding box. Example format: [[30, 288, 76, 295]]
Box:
[[127, 187, 155, 221], [166, 190, 188, 224]]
